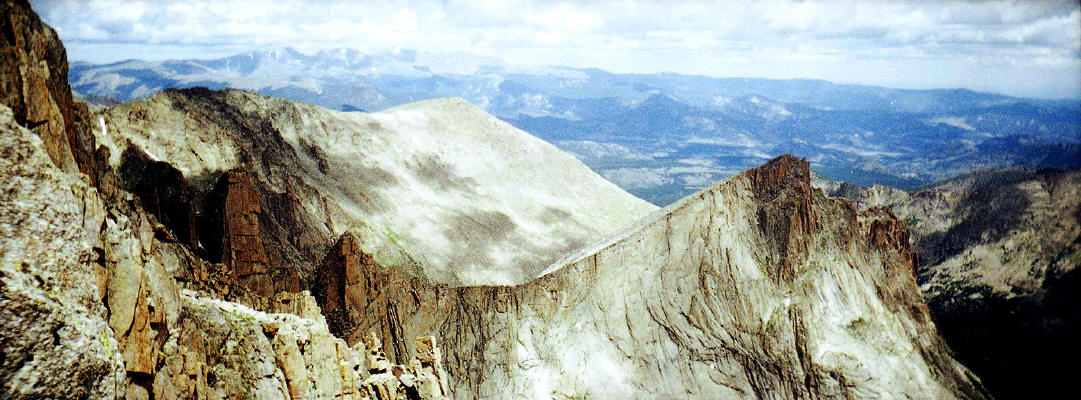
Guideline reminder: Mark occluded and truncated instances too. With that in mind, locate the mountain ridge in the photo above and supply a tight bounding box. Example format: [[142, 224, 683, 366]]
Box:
[[316, 154, 989, 398], [97, 87, 657, 286]]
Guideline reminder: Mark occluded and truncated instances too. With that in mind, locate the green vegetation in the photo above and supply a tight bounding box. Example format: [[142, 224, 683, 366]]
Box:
[[904, 215, 921, 229], [846, 317, 869, 332]]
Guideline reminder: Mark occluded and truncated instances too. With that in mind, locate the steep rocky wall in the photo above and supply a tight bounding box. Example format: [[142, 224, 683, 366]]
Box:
[[209, 170, 274, 296], [156, 289, 449, 400], [823, 168, 1081, 399], [95, 88, 340, 286], [0, 0, 100, 181], [320, 156, 989, 399], [0, 103, 124, 398]]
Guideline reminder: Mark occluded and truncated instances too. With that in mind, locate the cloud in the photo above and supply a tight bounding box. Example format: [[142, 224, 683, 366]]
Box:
[[29, 0, 1081, 98]]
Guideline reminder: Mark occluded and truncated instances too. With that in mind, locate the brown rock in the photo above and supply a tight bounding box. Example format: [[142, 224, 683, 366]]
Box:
[[261, 321, 280, 336], [317, 232, 363, 312], [865, 206, 919, 276], [125, 383, 149, 400], [269, 290, 328, 328], [117, 147, 199, 249], [120, 280, 156, 374], [0, 103, 123, 398], [316, 232, 427, 365], [747, 154, 820, 283], [830, 168, 1081, 399], [207, 170, 272, 296], [329, 155, 987, 399], [314, 232, 370, 337], [0, 0, 100, 182], [358, 333, 450, 400]]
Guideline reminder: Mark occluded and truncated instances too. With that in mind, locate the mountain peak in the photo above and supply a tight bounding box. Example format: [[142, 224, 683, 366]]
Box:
[[273, 46, 303, 58], [746, 154, 813, 204], [748, 154, 810, 187]]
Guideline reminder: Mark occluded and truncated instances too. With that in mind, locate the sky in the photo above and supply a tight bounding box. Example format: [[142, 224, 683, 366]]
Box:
[[30, 0, 1081, 99]]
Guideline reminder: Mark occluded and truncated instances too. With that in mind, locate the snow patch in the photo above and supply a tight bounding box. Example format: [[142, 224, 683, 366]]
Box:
[[929, 117, 975, 131]]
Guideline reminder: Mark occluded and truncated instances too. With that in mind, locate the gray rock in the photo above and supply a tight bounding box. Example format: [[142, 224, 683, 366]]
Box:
[[824, 168, 1081, 399], [0, 104, 124, 399], [335, 156, 990, 399]]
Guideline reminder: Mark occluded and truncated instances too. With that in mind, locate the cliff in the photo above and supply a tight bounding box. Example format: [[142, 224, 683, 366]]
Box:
[[819, 168, 1080, 399]]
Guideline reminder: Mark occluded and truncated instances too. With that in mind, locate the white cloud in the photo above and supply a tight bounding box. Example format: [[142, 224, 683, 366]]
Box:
[[29, 0, 1081, 98]]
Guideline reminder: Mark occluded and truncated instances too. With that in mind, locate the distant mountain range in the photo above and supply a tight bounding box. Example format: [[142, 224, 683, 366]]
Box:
[[70, 47, 1081, 205]]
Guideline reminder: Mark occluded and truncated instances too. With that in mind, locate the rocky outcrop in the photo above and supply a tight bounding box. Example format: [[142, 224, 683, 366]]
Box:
[[117, 146, 200, 249], [0, 103, 124, 398], [0, 0, 100, 181], [0, 0, 75, 171], [313, 232, 365, 337], [360, 333, 450, 400], [206, 169, 273, 295], [158, 290, 449, 400], [864, 206, 919, 275], [1, 2, 992, 398], [164, 290, 354, 400], [314, 232, 438, 366], [320, 155, 988, 399], [748, 154, 821, 283], [1, 7, 186, 396], [822, 168, 1081, 399]]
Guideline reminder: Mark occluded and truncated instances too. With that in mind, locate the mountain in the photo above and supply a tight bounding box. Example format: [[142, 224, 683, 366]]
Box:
[[70, 47, 1081, 205], [4, 1, 990, 399], [817, 168, 1081, 399], [315, 155, 990, 398], [98, 89, 656, 286]]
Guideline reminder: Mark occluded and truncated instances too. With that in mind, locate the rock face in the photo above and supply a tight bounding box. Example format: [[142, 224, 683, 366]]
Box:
[[206, 169, 273, 296], [324, 156, 989, 399], [98, 88, 658, 285], [116, 146, 200, 249], [0, 103, 124, 399], [160, 290, 450, 400], [359, 333, 451, 400], [820, 168, 1081, 399], [0, 0, 99, 180], [313, 232, 366, 337]]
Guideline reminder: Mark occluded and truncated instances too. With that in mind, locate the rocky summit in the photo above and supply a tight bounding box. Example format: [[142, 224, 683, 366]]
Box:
[[0, 1, 998, 399]]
